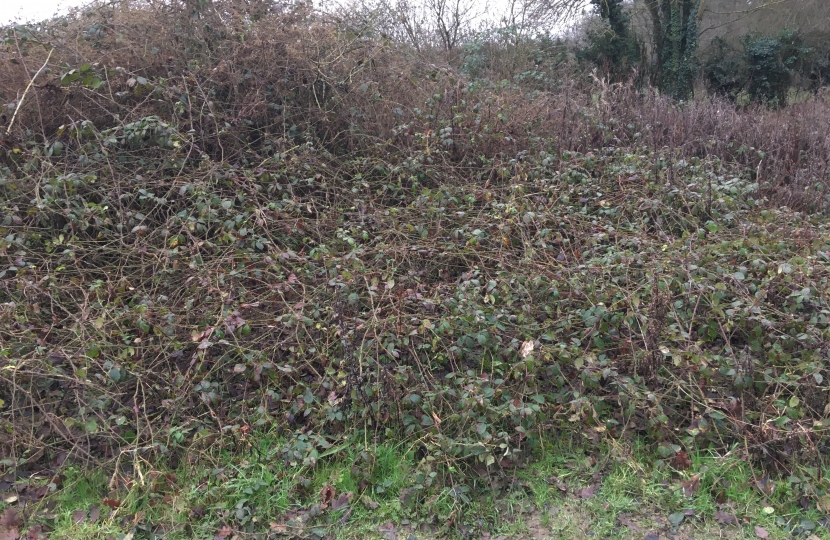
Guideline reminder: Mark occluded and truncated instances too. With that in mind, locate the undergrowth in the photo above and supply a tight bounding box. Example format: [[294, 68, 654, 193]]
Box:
[[0, 0, 829, 538]]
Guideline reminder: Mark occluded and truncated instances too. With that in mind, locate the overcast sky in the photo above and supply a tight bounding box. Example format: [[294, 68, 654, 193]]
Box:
[[3, 0, 588, 29], [4, 0, 85, 24]]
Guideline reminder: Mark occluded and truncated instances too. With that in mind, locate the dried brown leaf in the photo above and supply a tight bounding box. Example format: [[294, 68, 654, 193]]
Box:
[[213, 525, 232, 540], [331, 492, 350, 511], [71, 509, 86, 525], [320, 484, 335, 506], [577, 485, 596, 499], [0, 530, 20, 540], [101, 498, 121, 509], [754, 526, 769, 539], [0, 509, 19, 530], [377, 521, 397, 540], [616, 514, 641, 532], [672, 450, 692, 471], [25, 525, 46, 540], [680, 474, 700, 497], [755, 476, 775, 496], [713, 511, 739, 526]]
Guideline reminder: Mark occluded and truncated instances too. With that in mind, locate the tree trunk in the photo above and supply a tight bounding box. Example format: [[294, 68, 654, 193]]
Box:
[[645, 0, 664, 83]]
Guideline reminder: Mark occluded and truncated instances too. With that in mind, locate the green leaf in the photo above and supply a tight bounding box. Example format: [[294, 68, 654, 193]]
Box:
[[668, 513, 685, 527], [108, 367, 122, 382]]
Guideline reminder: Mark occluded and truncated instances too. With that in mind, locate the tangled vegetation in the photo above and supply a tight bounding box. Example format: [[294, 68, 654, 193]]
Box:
[[1, 1, 829, 538]]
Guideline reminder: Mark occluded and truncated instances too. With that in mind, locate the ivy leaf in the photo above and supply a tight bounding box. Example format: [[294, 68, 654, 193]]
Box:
[[668, 512, 685, 528]]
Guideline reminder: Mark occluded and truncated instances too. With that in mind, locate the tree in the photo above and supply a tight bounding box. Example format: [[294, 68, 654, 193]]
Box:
[[325, 0, 479, 52], [580, 0, 641, 76], [425, 0, 479, 51], [615, 0, 698, 96]]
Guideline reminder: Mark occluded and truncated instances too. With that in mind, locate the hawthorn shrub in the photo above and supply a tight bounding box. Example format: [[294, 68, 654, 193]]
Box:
[[0, 0, 829, 499]]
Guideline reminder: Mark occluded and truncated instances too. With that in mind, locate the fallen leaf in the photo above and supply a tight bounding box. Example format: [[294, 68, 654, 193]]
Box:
[[377, 521, 398, 540], [25, 525, 46, 540], [755, 476, 775, 496], [72, 509, 86, 525], [547, 476, 568, 493], [0, 512, 19, 540], [88, 505, 100, 523], [713, 511, 739, 526], [680, 475, 700, 497], [754, 526, 769, 539], [320, 484, 335, 507], [0, 509, 19, 529], [331, 492, 350, 511], [337, 507, 352, 525], [672, 450, 692, 470], [644, 534, 660, 540], [101, 498, 121, 509], [191, 326, 215, 342], [269, 523, 288, 534], [577, 485, 596, 499], [213, 525, 232, 540], [616, 514, 641, 532]]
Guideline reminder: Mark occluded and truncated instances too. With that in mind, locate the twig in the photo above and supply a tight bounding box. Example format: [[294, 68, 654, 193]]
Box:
[[6, 48, 54, 136]]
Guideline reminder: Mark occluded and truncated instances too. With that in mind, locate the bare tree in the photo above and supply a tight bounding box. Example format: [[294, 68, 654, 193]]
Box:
[[500, 0, 588, 39], [395, 0, 429, 51], [423, 0, 479, 50], [320, 0, 462, 52], [323, 0, 590, 52]]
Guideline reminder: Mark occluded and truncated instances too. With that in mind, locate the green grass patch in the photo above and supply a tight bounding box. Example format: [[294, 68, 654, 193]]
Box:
[[23, 432, 830, 539]]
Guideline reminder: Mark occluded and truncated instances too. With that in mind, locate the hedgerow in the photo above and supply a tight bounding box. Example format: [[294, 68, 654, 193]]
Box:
[[1, 0, 829, 530]]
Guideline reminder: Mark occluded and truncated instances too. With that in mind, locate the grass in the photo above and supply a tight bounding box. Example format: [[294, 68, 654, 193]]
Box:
[[19, 432, 827, 540]]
